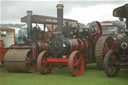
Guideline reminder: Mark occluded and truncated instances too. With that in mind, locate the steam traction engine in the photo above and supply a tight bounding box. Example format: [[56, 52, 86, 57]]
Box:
[[104, 4, 128, 77], [3, 10, 77, 72], [37, 4, 116, 76]]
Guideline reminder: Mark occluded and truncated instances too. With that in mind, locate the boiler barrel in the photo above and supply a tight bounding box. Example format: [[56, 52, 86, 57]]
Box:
[[38, 40, 49, 52], [50, 37, 88, 57], [68, 39, 88, 52]]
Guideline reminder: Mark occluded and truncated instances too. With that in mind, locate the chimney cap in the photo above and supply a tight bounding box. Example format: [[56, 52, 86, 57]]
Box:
[[56, 4, 64, 9], [27, 10, 33, 15]]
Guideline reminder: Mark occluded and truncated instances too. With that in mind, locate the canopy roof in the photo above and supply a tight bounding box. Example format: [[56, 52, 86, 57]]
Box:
[[113, 4, 128, 18], [21, 15, 78, 25]]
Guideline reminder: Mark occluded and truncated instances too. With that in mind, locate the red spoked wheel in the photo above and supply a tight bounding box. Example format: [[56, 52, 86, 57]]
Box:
[[26, 51, 37, 72], [88, 21, 103, 45], [104, 50, 120, 77], [37, 51, 53, 74], [95, 36, 116, 69], [68, 51, 85, 76]]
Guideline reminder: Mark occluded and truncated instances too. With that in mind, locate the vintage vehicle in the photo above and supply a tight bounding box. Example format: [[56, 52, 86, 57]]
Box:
[[3, 7, 78, 72], [37, 4, 115, 76], [100, 21, 125, 37], [4, 4, 115, 76], [0, 28, 15, 64], [104, 4, 128, 77]]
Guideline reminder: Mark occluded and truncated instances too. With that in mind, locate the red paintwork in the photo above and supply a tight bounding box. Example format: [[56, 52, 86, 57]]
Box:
[[47, 58, 68, 63], [0, 48, 8, 52], [44, 32, 53, 42], [69, 51, 85, 76], [68, 38, 88, 52], [37, 51, 53, 74], [0, 48, 8, 61], [11, 44, 36, 59], [90, 21, 103, 45], [103, 37, 116, 57], [37, 21, 103, 76]]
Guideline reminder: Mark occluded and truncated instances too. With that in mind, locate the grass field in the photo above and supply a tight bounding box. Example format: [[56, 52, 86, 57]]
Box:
[[0, 63, 128, 85]]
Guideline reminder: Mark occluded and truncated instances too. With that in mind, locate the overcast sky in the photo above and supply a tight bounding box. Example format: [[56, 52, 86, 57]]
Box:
[[0, 0, 128, 24]]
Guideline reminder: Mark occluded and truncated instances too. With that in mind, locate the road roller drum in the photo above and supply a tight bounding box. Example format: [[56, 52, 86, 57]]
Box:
[[4, 49, 36, 72]]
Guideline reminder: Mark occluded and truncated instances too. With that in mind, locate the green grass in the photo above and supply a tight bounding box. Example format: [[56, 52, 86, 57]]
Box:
[[0, 63, 128, 85]]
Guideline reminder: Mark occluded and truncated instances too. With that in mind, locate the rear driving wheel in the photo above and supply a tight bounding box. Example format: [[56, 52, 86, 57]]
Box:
[[95, 36, 116, 69], [68, 51, 85, 76], [104, 50, 120, 77], [88, 21, 103, 45], [37, 51, 53, 74]]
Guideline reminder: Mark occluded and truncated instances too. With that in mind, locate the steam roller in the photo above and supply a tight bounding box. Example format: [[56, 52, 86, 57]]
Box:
[[4, 49, 34, 72], [3, 11, 49, 72], [3, 10, 38, 72]]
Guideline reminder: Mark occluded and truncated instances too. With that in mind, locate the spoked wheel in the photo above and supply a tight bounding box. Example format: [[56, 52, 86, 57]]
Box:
[[68, 51, 85, 76], [104, 50, 120, 77], [26, 51, 37, 72], [37, 51, 53, 74], [88, 21, 103, 45], [95, 36, 116, 69]]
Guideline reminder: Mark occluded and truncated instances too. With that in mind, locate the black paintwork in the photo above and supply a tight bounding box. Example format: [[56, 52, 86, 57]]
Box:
[[113, 4, 128, 67]]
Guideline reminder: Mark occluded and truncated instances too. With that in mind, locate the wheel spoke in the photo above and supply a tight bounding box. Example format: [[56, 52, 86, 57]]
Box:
[[25, 50, 36, 72], [78, 56, 81, 62], [73, 57, 78, 67], [111, 55, 115, 61], [73, 63, 78, 67], [46, 65, 50, 73], [108, 66, 112, 71], [104, 42, 109, 51]]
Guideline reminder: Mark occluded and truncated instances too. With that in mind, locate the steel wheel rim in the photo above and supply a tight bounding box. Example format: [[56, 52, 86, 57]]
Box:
[[68, 51, 85, 76], [37, 51, 53, 74], [95, 36, 116, 69]]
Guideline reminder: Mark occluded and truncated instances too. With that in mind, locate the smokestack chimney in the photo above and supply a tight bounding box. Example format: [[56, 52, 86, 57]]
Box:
[[27, 11, 33, 41], [124, 4, 128, 35], [125, 5, 128, 30], [56, 4, 64, 34]]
